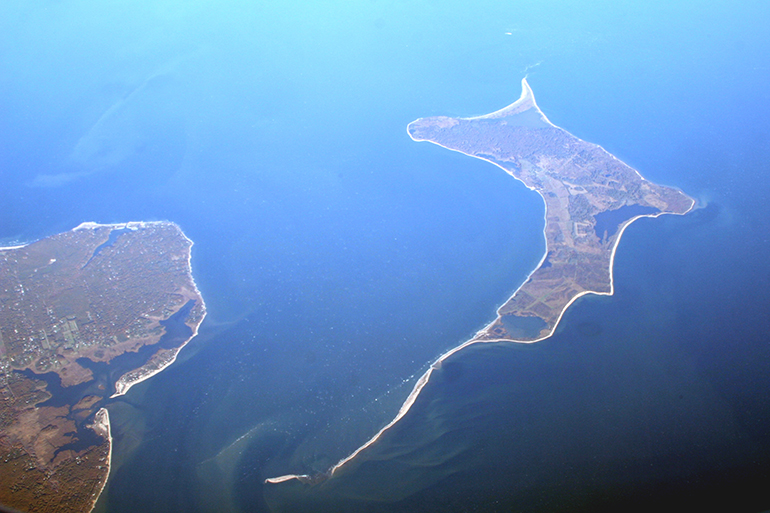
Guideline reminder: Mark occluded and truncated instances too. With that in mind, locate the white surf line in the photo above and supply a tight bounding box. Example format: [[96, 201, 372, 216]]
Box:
[[265, 211, 691, 484], [265, 474, 311, 484], [2, 220, 209, 507], [0, 224, 136, 249]]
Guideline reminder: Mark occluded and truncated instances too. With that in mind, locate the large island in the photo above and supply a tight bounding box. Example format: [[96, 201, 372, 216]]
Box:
[[0, 221, 206, 513], [408, 78, 694, 343], [266, 78, 695, 485]]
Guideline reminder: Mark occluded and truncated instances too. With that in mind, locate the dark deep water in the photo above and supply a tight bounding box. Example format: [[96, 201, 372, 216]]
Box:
[[262, 204, 770, 512], [1, 1, 769, 512]]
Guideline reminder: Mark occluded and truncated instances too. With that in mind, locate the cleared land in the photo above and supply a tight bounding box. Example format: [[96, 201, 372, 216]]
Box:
[[0, 222, 205, 513], [408, 79, 694, 342]]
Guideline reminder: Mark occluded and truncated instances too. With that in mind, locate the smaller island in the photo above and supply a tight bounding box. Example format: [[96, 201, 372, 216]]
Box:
[[265, 78, 695, 486], [0, 221, 206, 513], [407, 78, 694, 342]]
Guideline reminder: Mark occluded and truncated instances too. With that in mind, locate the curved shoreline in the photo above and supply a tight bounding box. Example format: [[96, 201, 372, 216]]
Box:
[[465, 77, 556, 128], [1, 220, 207, 511], [0, 220, 208, 400], [264, 80, 694, 485], [0, 220, 174, 252], [266, 194, 693, 485], [324, 200, 693, 479], [0, 244, 28, 251], [109, 226, 208, 398], [88, 220, 207, 510]]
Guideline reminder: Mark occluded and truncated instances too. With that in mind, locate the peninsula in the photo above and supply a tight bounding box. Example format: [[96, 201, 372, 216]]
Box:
[[408, 78, 693, 342], [0, 221, 206, 513], [266, 78, 694, 485]]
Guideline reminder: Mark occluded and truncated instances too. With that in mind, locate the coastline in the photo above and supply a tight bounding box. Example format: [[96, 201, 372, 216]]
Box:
[[0, 220, 179, 252], [110, 302, 207, 398], [110, 226, 207, 398], [73, 220, 156, 231], [0, 244, 29, 251], [465, 77, 557, 128], [0, 220, 208, 510], [266, 194, 693, 484], [0, 220, 207, 400], [265, 474, 310, 485], [264, 81, 695, 484], [2, 220, 206, 394], [324, 216, 682, 478], [403, 139, 694, 348], [87, 408, 112, 513], [93, 222, 207, 507]]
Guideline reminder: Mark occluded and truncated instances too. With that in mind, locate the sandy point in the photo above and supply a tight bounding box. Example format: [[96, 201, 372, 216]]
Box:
[[264, 474, 310, 484], [265, 78, 696, 486]]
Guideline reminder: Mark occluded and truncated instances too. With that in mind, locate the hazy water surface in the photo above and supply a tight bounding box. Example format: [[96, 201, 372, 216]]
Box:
[[1, 1, 769, 512]]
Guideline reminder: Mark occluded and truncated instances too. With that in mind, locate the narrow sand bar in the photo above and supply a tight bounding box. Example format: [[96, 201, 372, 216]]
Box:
[[265, 78, 694, 485]]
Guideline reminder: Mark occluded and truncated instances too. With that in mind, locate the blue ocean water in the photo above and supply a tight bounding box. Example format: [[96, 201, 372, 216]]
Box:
[[1, 1, 769, 512]]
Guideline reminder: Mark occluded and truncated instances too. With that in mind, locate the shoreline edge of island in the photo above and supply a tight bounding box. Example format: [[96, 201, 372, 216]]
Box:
[[0, 220, 209, 513], [264, 78, 695, 486], [91, 220, 208, 513]]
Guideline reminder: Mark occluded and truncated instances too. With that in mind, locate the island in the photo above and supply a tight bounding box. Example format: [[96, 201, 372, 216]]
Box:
[[407, 78, 694, 342], [0, 221, 206, 513], [266, 78, 695, 485]]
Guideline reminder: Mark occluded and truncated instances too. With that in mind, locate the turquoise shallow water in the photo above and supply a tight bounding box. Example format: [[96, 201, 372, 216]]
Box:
[[1, 1, 770, 511]]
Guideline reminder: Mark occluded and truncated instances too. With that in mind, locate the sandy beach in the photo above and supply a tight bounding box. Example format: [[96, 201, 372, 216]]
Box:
[[0, 220, 208, 510], [87, 408, 112, 513], [265, 474, 310, 484], [85, 221, 207, 512], [264, 81, 695, 485], [110, 227, 207, 398], [0, 244, 29, 251], [266, 202, 693, 484]]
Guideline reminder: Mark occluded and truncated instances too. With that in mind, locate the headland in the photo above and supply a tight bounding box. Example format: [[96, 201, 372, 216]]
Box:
[[0, 221, 206, 512]]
